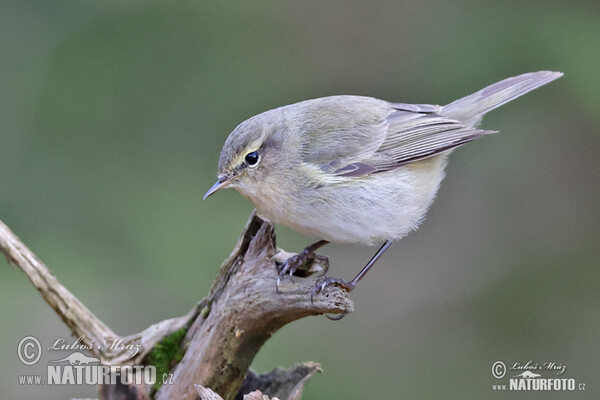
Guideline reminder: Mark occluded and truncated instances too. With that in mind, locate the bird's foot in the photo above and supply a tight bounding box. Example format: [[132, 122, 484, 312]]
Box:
[[275, 249, 329, 293], [311, 275, 356, 320], [311, 275, 356, 301]]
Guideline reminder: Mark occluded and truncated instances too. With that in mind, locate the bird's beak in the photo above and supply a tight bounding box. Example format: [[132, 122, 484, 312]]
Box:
[[203, 175, 231, 200]]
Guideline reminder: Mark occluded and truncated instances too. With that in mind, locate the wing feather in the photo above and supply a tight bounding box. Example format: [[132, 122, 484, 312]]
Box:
[[295, 96, 495, 178], [333, 107, 495, 176]]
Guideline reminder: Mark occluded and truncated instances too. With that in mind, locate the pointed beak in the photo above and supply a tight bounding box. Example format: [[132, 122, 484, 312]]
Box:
[[203, 175, 231, 200]]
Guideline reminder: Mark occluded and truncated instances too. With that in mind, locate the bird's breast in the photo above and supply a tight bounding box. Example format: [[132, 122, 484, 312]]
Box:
[[240, 155, 448, 245]]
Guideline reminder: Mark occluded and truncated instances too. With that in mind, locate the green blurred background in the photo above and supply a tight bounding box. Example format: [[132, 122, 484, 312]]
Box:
[[2, 1, 599, 399]]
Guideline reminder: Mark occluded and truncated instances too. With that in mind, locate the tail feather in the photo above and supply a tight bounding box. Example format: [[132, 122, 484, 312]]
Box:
[[441, 71, 563, 127]]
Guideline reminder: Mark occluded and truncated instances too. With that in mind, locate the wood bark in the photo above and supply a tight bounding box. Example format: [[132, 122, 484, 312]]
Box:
[[1, 211, 353, 399]]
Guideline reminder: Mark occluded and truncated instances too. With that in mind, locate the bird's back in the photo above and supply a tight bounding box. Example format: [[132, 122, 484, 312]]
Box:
[[263, 72, 563, 244], [222, 72, 562, 244]]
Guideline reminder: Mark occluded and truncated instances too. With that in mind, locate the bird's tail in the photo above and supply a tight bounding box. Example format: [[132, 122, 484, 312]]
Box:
[[441, 71, 563, 127]]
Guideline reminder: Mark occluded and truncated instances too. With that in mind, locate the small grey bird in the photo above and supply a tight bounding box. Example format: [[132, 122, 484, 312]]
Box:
[[204, 71, 562, 303]]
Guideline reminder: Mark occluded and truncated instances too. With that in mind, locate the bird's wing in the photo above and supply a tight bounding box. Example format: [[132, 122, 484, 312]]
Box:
[[300, 96, 391, 171], [370, 104, 495, 169], [314, 103, 495, 177], [299, 97, 495, 177]]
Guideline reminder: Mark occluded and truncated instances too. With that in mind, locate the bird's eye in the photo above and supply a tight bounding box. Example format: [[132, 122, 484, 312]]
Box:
[[245, 151, 260, 166]]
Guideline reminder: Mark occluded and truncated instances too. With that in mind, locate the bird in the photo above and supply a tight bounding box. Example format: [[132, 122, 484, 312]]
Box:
[[204, 71, 562, 305]]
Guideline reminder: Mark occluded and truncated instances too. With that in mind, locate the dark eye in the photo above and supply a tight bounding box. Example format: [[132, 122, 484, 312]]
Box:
[[245, 151, 260, 165]]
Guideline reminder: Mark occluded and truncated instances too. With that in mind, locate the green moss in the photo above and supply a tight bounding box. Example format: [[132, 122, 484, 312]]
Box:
[[200, 302, 212, 318], [145, 328, 187, 395]]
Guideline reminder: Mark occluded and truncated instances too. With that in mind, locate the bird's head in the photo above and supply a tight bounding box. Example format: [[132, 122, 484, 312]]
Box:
[[204, 110, 293, 202]]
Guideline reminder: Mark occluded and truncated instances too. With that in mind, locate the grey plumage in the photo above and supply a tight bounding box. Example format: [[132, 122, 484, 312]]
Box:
[[441, 71, 563, 125], [208, 71, 562, 245], [306, 71, 563, 177]]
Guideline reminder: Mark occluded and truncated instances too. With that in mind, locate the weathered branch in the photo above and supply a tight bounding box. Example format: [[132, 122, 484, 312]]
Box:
[[0, 219, 114, 352], [157, 212, 352, 399], [237, 362, 323, 400], [1, 211, 353, 399], [0, 218, 203, 366], [196, 362, 322, 400]]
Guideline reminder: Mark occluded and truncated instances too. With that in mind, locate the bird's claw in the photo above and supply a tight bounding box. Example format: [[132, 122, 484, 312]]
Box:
[[275, 250, 329, 293], [310, 275, 355, 305], [310, 275, 355, 320]]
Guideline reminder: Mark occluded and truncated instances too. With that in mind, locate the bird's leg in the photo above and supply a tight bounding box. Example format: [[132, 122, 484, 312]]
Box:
[[276, 240, 330, 292], [311, 240, 393, 319]]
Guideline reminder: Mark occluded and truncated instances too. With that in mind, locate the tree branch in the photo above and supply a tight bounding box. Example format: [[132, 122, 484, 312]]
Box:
[[157, 212, 352, 399], [196, 362, 322, 400], [2, 211, 353, 399], [0, 219, 117, 351], [0, 218, 203, 366]]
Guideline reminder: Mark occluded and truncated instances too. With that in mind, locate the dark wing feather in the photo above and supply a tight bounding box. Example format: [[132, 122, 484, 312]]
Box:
[[334, 104, 495, 177], [295, 96, 495, 177]]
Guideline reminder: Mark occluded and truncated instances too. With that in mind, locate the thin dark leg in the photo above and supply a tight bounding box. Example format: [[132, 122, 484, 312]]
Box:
[[347, 240, 393, 287], [311, 240, 393, 320], [303, 240, 329, 253]]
